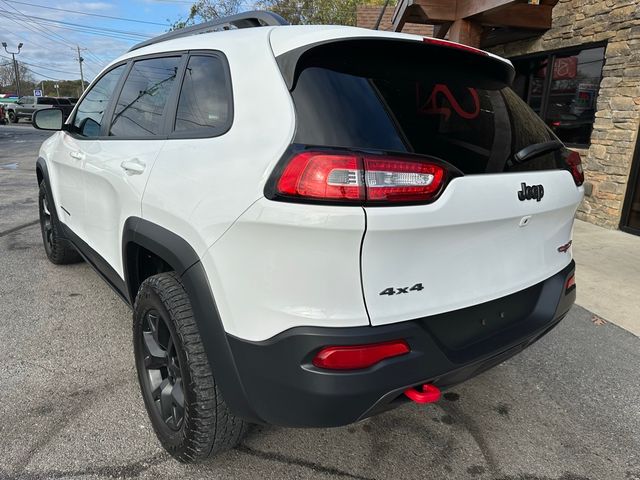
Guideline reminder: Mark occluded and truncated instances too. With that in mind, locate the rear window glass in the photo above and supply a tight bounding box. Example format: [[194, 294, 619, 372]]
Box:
[[290, 44, 560, 174]]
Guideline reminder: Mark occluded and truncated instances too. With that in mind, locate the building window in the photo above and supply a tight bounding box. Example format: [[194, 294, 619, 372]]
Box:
[[511, 45, 606, 147]]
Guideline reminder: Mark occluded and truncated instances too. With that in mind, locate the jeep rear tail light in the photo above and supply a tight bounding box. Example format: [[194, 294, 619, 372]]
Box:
[[312, 340, 410, 370], [271, 151, 452, 205], [565, 150, 584, 187], [276, 152, 364, 201], [364, 157, 445, 202]]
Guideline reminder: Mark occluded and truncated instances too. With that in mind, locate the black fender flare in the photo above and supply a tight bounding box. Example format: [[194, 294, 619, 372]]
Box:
[[36, 157, 49, 191], [122, 217, 261, 423], [36, 157, 66, 238]]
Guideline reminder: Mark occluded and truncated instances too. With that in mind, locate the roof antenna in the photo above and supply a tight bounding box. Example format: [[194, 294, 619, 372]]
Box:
[[374, 0, 391, 30]]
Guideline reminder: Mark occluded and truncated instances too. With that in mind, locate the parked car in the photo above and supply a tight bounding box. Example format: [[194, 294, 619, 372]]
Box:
[[0, 98, 18, 123], [11, 96, 74, 123], [64, 97, 79, 104], [32, 11, 584, 463]]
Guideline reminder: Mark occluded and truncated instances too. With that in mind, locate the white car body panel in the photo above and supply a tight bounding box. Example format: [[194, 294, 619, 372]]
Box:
[[201, 198, 368, 341], [139, 28, 296, 258], [268, 25, 513, 66], [269, 25, 423, 56], [82, 139, 165, 277], [362, 171, 583, 326], [39, 23, 581, 343], [44, 132, 87, 239]]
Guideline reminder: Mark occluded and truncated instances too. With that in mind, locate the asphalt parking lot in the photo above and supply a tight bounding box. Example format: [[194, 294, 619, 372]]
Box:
[[1, 124, 639, 480]]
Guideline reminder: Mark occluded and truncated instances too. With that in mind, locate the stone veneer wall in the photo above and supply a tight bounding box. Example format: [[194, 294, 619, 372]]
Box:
[[490, 0, 640, 229]]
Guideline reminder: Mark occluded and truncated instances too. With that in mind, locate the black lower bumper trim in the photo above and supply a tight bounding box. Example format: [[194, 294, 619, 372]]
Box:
[[227, 261, 576, 427]]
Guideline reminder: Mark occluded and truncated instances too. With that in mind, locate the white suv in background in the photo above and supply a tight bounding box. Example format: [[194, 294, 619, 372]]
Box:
[[33, 11, 583, 463]]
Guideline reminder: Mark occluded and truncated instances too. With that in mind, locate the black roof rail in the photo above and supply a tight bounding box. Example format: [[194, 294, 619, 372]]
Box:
[[129, 11, 289, 52]]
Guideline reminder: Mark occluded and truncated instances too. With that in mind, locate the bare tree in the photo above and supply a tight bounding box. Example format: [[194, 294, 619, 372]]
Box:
[[0, 61, 35, 95]]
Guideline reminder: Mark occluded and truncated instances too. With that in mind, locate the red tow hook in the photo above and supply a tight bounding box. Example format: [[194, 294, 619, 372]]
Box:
[[404, 384, 441, 404]]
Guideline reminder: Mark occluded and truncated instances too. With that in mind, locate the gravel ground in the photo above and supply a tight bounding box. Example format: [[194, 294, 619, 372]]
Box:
[[1, 124, 639, 480]]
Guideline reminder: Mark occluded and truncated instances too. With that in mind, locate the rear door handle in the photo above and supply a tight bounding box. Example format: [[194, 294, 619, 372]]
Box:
[[69, 151, 85, 161], [120, 159, 146, 175]]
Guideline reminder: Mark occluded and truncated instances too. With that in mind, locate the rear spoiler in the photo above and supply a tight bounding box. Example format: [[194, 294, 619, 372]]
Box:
[[276, 37, 515, 91]]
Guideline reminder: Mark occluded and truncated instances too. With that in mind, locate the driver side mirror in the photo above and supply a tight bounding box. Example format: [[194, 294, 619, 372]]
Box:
[[33, 108, 64, 131]]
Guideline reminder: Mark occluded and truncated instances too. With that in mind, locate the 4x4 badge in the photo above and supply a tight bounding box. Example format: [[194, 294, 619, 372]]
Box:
[[518, 182, 544, 202]]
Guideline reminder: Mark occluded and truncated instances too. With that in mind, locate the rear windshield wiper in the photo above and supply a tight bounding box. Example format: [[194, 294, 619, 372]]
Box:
[[512, 140, 563, 165]]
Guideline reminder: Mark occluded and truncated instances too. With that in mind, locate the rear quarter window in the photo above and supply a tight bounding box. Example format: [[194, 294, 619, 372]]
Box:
[[172, 54, 232, 137]]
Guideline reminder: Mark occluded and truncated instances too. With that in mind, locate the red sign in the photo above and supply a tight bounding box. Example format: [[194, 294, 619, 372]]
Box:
[[535, 56, 578, 80], [553, 57, 578, 79]]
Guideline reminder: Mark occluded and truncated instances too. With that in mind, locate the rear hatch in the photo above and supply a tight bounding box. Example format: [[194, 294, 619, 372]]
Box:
[[274, 35, 584, 326]]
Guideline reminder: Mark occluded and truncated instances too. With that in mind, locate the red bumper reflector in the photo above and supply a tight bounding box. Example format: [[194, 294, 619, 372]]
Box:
[[404, 384, 441, 404], [312, 340, 410, 370], [566, 274, 576, 291]]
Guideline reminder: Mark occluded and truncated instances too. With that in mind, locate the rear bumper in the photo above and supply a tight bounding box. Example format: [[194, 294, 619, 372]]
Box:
[[226, 261, 576, 427]]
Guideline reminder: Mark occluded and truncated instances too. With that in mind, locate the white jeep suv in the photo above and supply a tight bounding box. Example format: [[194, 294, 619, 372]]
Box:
[[33, 11, 583, 463]]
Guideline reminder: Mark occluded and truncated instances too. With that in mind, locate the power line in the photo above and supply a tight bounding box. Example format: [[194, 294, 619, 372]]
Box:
[[0, 53, 78, 75], [4, 1, 172, 27], [19, 22, 150, 42], [0, 11, 155, 40], [0, 0, 76, 49], [85, 50, 107, 64], [0, 26, 101, 78], [0, 2, 77, 51], [23, 65, 64, 81]]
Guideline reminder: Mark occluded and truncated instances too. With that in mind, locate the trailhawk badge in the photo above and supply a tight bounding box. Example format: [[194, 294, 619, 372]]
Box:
[[518, 182, 544, 202]]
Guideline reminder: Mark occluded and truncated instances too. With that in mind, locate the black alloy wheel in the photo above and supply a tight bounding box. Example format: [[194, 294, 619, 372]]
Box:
[[139, 309, 185, 431], [40, 193, 54, 255], [133, 272, 247, 462], [38, 181, 82, 264]]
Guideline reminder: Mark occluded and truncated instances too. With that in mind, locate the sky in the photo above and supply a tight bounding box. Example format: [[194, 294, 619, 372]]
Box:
[[0, 0, 197, 84]]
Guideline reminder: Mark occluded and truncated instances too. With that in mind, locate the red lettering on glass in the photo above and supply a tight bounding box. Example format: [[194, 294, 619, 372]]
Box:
[[416, 83, 480, 121]]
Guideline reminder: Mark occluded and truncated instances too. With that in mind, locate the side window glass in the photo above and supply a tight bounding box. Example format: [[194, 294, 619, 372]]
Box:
[[110, 56, 181, 137], [73, 65, 125, 138], [174, 55, 231, 135]]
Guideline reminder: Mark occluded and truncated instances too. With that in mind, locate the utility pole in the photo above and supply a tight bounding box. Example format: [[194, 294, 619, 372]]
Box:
[[374, 0, 391, 30], [55, 83, 59, 97], [2, 42, 23, 97], [75, 45, 86, 92]]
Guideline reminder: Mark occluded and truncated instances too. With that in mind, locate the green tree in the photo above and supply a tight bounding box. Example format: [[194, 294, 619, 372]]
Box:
[[171, 0, 244, 29], [257, 0, 390, 26], [40, 80, 88, 98], [171, 0, 393, 29]]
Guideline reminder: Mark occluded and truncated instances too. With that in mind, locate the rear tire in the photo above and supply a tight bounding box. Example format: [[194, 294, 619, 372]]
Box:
[[38, 181, 82, 265], [133, 272, 247, 463]]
